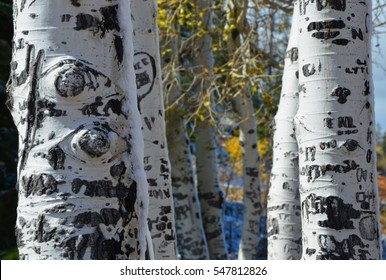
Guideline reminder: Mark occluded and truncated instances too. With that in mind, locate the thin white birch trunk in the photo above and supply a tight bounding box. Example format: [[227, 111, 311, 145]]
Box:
[[162, 36, 210, 259], [8, 0, 151, 260], [235, 94, 263, 260], [296, 0, 382, 259], [224, 0, 263, 260], [193, 0, 228, 260], [131, 0, 177, 260], [266, 0, 302, 260]]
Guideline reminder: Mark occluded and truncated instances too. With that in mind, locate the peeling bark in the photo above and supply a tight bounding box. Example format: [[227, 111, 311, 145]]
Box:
[[295, 0, 382, 259], [8, 0, 151, 260], [267, 0, 302, 260]]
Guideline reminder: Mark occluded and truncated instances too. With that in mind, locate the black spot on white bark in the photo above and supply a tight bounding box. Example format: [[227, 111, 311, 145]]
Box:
[[47, 145, 66, 170]]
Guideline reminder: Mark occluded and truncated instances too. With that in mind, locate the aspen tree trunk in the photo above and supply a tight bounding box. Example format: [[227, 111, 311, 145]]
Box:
[[267, 0, 302, 260], [225, 0, 263, 260], [162, 37, 209, 260], [131, 0, 176, 260], [296, 0, 382, 259], [7, 0, 152, 260], [193, 0, 228, 260]]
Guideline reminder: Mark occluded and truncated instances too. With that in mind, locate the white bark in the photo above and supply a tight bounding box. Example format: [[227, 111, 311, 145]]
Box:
[[267, 0, 302, 260], [162, 37, 209, 259], [235, 94, 263, 260], [224, 0, 263, 260], [296, 0, 382, 259], [193, 0, 228, 260], [131, 0, 177, 260], [8, 0, 151, 260]]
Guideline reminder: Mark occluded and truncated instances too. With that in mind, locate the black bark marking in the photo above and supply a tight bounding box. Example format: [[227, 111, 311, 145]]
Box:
[[286, 47, 298, 62], [22, 174, 63, 197], [18, 48, 45, 172], [47, 145, 66, 170], [70, 0, 81, 7], [110, 162, 127, 180], [356, 168, 368, 183], [78, 128, 110, 158], [121, 181, 137, 224], [305, 146, 316, 161], [352, 28, 363, 40], [303, 194, 361, 230], [359, 216, 377, 241], [99, 5, 120, 35], [343, 139, 360, 151], [71, 179, 129, 199], [338, 116, 356, 128], [323, 117, 334, 128], [81, 96, 103, 116], [37, 99, 67, 127], [363, 80, 370, 96], [63, 227, 124, 260], [301, 160, 359, 182], [74, 14, 99, 31], [316, 234, 370, 260], [74, 209, 121, 228], [61, 14, 72, 22], [35, 215, 57, 243], [74, 5, 119, 38], [331, 86, 351, 104], [134, 52, 157, 108], [308, 19, 345, 32], [55, 67, 86, 97], [332, 39, 350, 45], [320, 139, 337, 150], [345, 59, 368, 74], [199, 190, 224, 209], [246, 167, 259, 177], [114, 35, 124, 64], [366, 149, 372, 163], [300, 0, 346, 15]]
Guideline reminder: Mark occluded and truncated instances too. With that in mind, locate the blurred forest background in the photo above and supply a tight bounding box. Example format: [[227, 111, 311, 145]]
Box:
[[1, 0, 385, 259]]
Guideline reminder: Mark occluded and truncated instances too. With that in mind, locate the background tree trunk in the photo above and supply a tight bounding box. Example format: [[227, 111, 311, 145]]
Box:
[[162, 34, 209, 260], [295, 0, 382, 259], [193, 0, 228, 260], [131, 0, 177, 260], [8, 0, 151, 260], [224, 0, 263, 260], [267, 0, 302, 260]]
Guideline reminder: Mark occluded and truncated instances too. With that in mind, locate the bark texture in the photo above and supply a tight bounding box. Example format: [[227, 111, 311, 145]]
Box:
[[295, 0, 382, 259], [131, 0, 177, 260], [193, 0, 228, 260], [267, 0, 302, 260], [8, 0, 151, 260]]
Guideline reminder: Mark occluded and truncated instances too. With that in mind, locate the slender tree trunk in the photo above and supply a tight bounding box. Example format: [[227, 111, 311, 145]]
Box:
[[267, 0, 302, 260], [224, 0, 263, 260], [162, 34, 209, 259], [8, 0, 151, 260], [296, 0, 382, 259], [131, 0, 177, 260], [193, 0, 228, 260]]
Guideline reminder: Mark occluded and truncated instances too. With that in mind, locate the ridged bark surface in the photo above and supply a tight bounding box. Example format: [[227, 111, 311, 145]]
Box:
[[295, 0, 382, 259], [131, 0, 177, 260], [267, 0, 302, 260], [8, 0, 151, 259]]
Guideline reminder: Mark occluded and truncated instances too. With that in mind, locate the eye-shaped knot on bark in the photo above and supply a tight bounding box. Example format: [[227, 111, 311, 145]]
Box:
[[78, 128, 110, 158], [55, 67, 85, 97]]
